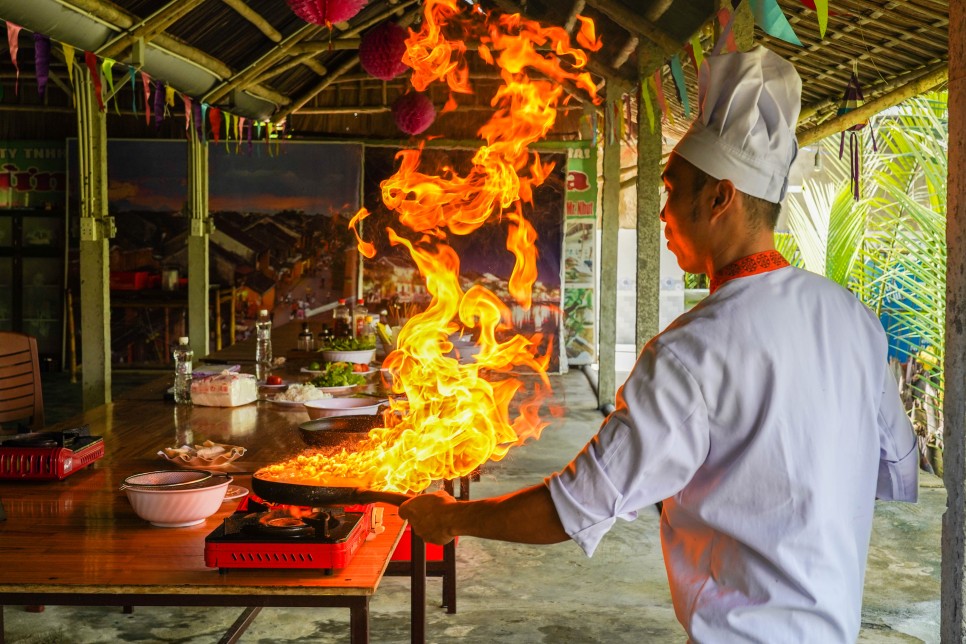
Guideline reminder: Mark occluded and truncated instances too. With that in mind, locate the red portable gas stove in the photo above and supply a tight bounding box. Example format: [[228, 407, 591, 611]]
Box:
[[204, 499, 374, 574], [0, 425, 104, 480]]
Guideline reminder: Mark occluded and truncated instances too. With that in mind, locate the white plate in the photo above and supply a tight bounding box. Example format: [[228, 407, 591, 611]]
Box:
[[223, 485, 249, 501], [158, 443, 247, 468], [317, 384, 360, 394], [258, 381, 289, 389], [265, 397, 313, 408], [300, 367, 324, 375]]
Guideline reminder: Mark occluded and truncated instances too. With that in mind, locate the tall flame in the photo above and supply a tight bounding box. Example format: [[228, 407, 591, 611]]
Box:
[[264, 0, 601, 494]]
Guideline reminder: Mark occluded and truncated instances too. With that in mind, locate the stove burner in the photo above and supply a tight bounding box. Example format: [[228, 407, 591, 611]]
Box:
[[204, 505, 372, 572]]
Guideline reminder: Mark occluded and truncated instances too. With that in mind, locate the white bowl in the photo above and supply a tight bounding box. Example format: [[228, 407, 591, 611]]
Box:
[[321, 349, 375, 364], [123, 473, 232, 527], [303, 396, 386, 419]]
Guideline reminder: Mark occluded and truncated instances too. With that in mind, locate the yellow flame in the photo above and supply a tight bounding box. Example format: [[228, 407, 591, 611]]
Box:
[[262, 0, 600, 494]]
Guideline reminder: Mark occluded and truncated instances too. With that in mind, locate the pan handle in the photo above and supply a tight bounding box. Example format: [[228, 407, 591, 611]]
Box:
[[354, 489, 412, 506]]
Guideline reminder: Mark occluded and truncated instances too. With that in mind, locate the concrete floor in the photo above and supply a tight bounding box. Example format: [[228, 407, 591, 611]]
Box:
[[4, 371, 942, 643]]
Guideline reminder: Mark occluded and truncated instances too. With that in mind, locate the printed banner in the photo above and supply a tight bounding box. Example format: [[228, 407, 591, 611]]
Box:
[[563, 143, 597, 367], [0, 141, 67, 208]]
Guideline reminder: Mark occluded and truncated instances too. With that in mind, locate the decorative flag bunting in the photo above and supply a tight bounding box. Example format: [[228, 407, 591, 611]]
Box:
[[165, 85, 176, 108], [128, 67, 138, 116], [749, 0, 802, 46], [182, 95, 192, 137], [6, 22, 21, 95], [224, 111, 232, 149], [100, 58, 118, 114], [84, 51, 105, 110], [652, 69, 670, 125], [209, 106, 222, 143], [669, 53, 690, 119], [836, 69, 878, 201], [640, 76, 655, 134], [192, 101, 203, 141], [62, 44, 76, 89], [712, 7, 738, 56], [141, 71, 152, 125], [153, 79, 164, 130], [34, 33, 50, 100], [799, 0, 833, 37], [690, 34, 704, 69], [201, 103, 209, 142]]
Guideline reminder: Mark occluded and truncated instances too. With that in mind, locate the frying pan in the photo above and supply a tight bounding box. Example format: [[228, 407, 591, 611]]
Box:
[[251, 469, 411, 506]]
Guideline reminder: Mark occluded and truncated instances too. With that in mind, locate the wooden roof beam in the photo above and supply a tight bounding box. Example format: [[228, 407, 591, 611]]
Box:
[[59, 0, 290, 107], [95, 0, 207, 60], [564, 0, 586, 32], [221, 0, 284, 43], [582, 0, 680, 55], [203, 22, 323, 105]]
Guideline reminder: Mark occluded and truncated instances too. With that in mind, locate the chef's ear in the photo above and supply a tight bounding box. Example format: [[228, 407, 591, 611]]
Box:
[[709, 179, 737, 221]]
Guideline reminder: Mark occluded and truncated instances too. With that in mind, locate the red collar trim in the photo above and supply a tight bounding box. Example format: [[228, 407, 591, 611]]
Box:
[[709, 250, 790, 294]]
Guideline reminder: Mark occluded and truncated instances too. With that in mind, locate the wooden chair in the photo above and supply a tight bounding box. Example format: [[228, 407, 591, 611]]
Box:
[[0, 331, 45, 432]]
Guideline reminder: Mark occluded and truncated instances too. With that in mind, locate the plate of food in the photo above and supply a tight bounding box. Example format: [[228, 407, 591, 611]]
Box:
[[158, 440, 246, 468], [223, 485, 249, 502], [308, 362, 368, 393], [258, 374, 288, 388]]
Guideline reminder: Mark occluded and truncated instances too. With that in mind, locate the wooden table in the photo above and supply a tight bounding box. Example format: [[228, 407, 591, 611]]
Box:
[[0, 384, 425, 644]]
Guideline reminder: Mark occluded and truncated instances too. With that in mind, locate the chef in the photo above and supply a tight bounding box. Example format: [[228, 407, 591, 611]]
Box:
[[400, 46, 919, 643]]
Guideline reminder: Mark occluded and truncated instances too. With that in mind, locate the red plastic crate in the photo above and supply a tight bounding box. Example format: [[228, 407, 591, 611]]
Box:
[[110, 271, 151, 291], [390, 525, 453, 562]]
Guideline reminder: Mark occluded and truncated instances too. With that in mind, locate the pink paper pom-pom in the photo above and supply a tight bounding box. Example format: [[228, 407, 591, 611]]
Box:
[[359, 22, 409, 81], [392, 92, 436, 136], [287, 0, 367, 25]]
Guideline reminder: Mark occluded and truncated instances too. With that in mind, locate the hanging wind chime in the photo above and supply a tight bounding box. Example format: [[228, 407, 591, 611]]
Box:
[[836, 63, 877, 201]]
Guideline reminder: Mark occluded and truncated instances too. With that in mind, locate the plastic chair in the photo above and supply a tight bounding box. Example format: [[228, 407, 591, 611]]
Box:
[[0, 331, 45, 432]]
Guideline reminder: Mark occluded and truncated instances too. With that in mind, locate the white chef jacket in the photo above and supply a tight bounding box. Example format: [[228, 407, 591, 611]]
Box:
[[548, 265, 918, 643]]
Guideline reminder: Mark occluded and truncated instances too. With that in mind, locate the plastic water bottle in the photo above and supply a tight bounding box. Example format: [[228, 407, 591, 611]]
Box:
[[172, 336, 193, 404], [361, 315, 377, 348], [255, 309, 273, 382]]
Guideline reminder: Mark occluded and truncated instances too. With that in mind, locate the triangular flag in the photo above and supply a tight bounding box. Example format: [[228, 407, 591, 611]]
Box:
[[34, 34, 50, 100], [141, 71, 152, 125], [224, 111, 232, 150], [129, 67, 138, 116], [236, 116, 245, 153], [182, 94, 192, 137], [652, 69, 667, 123], [6, 22, 22, 95], [165, 85, 176, 108], [749, 0, 802, 46], [100, 58, 119, 114], [200, 103, 209, 142], [712, 7, 738, 55], [690, 34, 704, 69], [640, 77, 655, 134], [62, 44, 76, 88], [209, 106, 222, 143], [669, 54, 691, 119], [153, 80, 164, 130], [84, 51, 105, 111]]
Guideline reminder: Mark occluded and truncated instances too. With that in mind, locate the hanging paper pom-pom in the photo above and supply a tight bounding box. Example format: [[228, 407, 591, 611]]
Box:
[[359, 22, 409, 81], [287, 0, 367, 25], [392, 92, 435, 136], [34, 34, 50, 100]]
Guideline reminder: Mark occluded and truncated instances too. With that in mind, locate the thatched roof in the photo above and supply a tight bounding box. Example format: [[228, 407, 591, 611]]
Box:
[[0, 0, 949, 148]]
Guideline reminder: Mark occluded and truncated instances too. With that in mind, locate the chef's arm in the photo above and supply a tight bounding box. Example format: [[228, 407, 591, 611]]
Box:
[[399, 483, 570, 546]]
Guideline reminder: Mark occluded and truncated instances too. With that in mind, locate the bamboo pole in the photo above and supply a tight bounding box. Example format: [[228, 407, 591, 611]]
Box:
[[797, 64, 948, 147], [221, 0, 283, 43]]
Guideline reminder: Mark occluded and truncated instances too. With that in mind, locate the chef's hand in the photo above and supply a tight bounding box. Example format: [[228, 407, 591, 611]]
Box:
[[399, 491, 458, 545]]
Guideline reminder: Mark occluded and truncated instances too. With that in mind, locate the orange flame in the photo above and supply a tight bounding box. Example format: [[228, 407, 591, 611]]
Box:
[[263, 0, 600, 494]]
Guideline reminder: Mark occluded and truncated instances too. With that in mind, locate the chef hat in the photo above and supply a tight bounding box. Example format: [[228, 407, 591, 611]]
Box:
[[673, 46, 802, 204]]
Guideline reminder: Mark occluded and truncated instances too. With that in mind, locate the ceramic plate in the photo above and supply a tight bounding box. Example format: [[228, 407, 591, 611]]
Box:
[[158, 442, 246, 468], [258, 381, 288, 389], [223, 485, 249, 502], [317, 384, 360, 395], [266, 397, 313, 408]]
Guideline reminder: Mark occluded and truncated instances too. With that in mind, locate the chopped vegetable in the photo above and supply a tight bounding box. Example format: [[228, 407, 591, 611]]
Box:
[[319, 337, 376, 351], [310, 362, 366, 388]]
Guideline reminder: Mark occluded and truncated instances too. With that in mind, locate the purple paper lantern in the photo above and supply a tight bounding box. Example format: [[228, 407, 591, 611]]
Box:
[[287, 0, 367, 25], [359, 22, 409, 81], [392, 92, 435, 136]]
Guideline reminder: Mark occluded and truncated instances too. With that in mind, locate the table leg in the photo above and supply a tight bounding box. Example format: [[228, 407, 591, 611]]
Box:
[[218, 606, 262, 644], [442, 479, 458, 614], [1, 604, 5, 644], [411, 529, 426, 644], [350, 597, 370, 644]]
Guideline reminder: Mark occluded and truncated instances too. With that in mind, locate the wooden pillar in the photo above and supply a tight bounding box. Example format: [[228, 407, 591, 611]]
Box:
[[75, 70, 112, 409], [598, 90, 623, 408], [942, 1, 964, 639], [636, 57, 663, 353], [187, 134, 210, 357]]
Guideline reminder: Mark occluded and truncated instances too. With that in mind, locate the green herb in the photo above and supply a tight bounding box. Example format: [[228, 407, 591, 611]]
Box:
[[319, 337, 376, 351], [310, 362, 366, 388]]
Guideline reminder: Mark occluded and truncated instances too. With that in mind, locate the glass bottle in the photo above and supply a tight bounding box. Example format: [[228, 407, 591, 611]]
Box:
[[361, 315, 377, 348], [172, 336, 193, 404], [334, 298, 352, 339], [353, 298, 369, 340], [298, 322, 315, 351], [255, 309, 273, 382]]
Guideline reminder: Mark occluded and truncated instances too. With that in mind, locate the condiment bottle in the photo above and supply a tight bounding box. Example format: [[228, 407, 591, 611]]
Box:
[[172, 336, 193, 404]]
